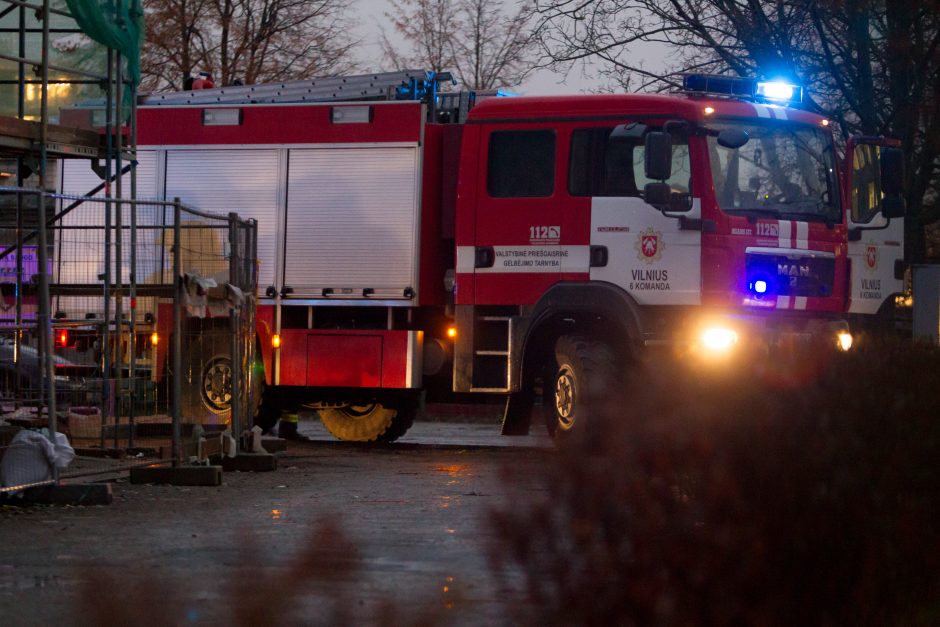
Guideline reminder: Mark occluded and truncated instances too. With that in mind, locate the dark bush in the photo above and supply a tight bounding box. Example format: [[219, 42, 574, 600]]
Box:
[[77, 516, 448, 626], [491, 340, 940, 626]]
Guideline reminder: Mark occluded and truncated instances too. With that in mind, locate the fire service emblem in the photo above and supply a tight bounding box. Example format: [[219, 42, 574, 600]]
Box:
[[636, 228, 664, 263], [864, 243, 878, 272]]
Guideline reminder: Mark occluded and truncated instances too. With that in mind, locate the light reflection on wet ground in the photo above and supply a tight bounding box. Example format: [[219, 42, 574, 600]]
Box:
[[297, 416, 553, 450], [1, 420, 549, 625]]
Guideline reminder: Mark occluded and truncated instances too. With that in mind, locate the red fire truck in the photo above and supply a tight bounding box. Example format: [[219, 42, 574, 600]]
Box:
[[61, 71, 906, 441]]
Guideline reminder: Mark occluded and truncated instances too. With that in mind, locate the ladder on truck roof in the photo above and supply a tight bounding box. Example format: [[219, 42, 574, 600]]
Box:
[[141, 69, 435, 106], [139, 70, 478, 122]]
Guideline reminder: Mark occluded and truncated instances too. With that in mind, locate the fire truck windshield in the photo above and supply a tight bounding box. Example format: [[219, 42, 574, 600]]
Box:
[[707, 121, 840, 223]]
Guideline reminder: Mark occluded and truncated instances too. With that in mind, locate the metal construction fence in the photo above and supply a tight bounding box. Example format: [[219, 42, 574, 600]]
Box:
[[0, 187, 258, 495]]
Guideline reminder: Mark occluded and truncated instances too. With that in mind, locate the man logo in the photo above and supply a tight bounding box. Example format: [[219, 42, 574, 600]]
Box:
[[636, 228, 664, 263]]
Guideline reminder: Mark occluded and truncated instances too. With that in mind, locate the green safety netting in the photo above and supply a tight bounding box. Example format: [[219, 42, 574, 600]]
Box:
[[65, 0, 144, 109]]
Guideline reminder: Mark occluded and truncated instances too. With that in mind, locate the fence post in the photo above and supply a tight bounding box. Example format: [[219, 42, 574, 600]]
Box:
[[230, 307, 241, 454], [36, 189, 57, 476], [113, 47, 124, 451], [229, 213, 240, 454], [171, 198, 182, 465]]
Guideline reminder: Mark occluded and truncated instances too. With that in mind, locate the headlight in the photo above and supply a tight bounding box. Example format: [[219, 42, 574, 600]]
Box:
[[700, 327, 739, 352], [836, 331, 853, 352]]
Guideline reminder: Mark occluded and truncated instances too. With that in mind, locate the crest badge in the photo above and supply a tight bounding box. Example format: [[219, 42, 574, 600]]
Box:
[[636, 228, 664, 263], [864, 243, 878, 272]]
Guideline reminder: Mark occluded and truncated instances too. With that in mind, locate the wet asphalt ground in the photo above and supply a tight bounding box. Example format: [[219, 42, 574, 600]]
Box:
[[0, 417, 553, 625]]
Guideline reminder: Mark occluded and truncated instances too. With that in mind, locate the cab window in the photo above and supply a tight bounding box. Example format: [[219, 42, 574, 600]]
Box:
[[851, 143, 881, 224], [569, 127, 690, 197], [487, 130, 556, 198]]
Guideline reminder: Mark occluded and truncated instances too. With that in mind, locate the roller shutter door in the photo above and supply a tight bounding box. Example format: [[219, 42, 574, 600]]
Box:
[[284, 146, 420, 300], [165, 149, 279, 290]]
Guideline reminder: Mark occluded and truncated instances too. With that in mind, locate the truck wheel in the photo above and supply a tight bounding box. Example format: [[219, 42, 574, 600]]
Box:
[[181, 334, 230, 423], [201, 354, 233, 414], [181, 332, 263, 427], [548, 334, 617, 437], [318, 403, 403, 442], [378, 402, 417, 443]]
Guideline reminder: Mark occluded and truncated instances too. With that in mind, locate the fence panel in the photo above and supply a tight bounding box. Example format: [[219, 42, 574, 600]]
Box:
[[0, 187, 258, 494]]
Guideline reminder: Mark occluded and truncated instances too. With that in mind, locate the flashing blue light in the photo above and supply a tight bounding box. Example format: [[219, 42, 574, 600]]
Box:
[[754, 280, 768, 294], [755, 80, 803, 104], [682, 73, 804, 105]]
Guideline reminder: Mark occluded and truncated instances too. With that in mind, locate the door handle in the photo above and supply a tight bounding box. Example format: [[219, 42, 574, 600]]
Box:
[[475, 246, 495, 268], [590, 245, 608, 267]]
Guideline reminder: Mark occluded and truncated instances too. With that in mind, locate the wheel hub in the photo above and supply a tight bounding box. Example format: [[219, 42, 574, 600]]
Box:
[[555, 370, 575, 421], [202, 358, 232, 411]]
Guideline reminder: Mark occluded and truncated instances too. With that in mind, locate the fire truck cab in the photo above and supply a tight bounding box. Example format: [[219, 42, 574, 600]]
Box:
[[455, 75, 905, 435]]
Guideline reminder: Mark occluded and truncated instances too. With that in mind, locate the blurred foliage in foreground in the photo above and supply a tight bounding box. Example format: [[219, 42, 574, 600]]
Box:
[[491, 340, 940, 626]]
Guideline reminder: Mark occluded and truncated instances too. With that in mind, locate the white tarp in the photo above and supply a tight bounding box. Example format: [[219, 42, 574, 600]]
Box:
[[1, 430, 75, 493]]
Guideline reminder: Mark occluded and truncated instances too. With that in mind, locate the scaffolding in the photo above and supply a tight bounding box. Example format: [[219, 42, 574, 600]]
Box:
[[0, 0, 140, 436], [0, 2, 260, 491]]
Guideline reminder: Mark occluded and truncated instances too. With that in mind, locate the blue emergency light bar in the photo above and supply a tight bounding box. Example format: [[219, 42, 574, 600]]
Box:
[[682, 74, 803, 105]]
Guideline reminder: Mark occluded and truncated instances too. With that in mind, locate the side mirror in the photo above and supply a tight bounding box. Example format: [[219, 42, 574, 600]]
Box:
[[717, 128, 749, 149], [669, 193, 693, 213], [644, 182, 672, 209], [644, 132, 672, 181], [880, 147, 905, 218], [643, 185, 693, 213], [882, 195, 905, 219], [880, 147, 904, 196]]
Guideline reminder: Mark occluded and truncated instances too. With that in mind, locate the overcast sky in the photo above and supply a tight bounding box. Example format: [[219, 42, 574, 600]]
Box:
[[351, 0, 611, 95]]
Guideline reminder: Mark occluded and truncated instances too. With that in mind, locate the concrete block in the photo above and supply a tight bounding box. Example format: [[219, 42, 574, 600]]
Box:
[[73, 447, 126, 459], [220, 453, 277, 472], [130, 465, 222, 486], [260, 438, 288, 454], [22, 483, 113, 506]]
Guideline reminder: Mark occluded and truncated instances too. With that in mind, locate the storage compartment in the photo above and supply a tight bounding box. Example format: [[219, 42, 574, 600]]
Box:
[[306, 334, 383, 387]]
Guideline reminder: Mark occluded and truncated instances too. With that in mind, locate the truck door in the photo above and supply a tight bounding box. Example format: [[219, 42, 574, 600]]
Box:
[[583, 126, 702, 306], [845, 137, 905, 314], [470, 126, 572, 305]]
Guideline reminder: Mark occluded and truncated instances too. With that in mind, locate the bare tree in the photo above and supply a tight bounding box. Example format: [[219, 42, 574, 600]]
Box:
[[381, 0, 460, 75], [141, 0, 358, 91], [531, 0, 940, 260], [140, 0, 213, 91], [382, 0, 536, 90]]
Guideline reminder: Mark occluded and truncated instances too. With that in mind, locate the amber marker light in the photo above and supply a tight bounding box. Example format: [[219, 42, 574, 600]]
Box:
[[150, 332, 159, 346], [836, 331, 853, 352], [272, 334, 282, 349], [704, 106, 715, 116], [447, 326, 457, 340]]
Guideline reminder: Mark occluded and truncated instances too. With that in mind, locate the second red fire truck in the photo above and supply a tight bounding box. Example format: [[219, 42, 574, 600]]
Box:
[[61, 70, 906, 441]]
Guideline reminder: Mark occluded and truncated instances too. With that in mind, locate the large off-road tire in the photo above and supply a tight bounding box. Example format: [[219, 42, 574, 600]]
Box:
[[318, 402, 413, 442], [547, 334, 618, 438], [378, 402, 417, 443]]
